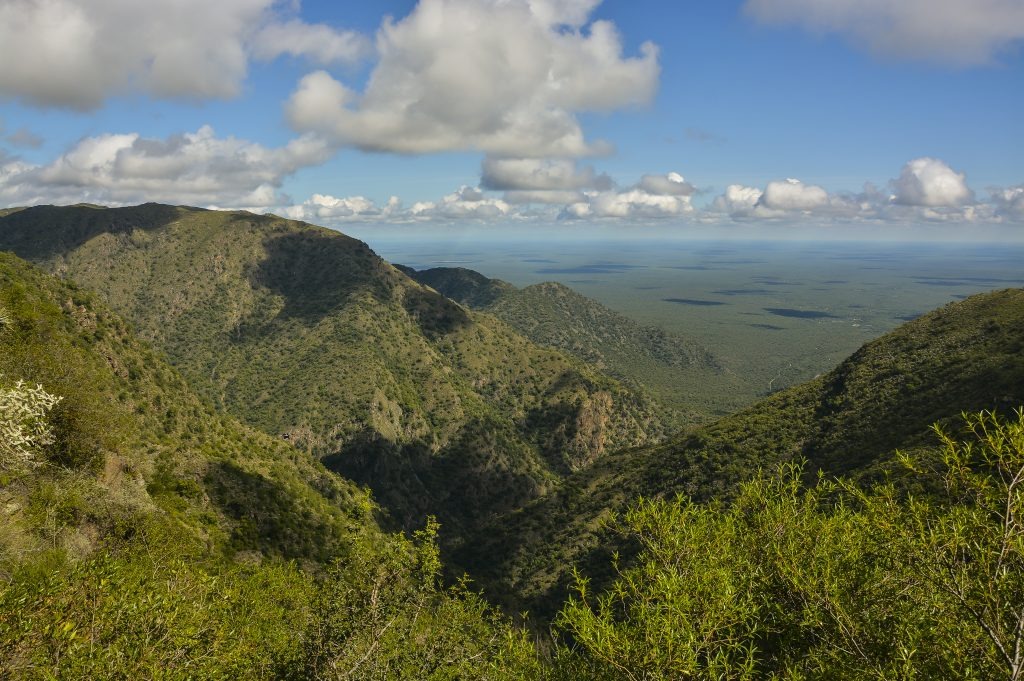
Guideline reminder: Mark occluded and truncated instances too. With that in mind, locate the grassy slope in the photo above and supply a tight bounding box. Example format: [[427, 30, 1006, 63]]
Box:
[[402, 265, 741, 425], [457, 288, 1024, 620], [0, 252, 379, 569], [0, 204, 663, 539]]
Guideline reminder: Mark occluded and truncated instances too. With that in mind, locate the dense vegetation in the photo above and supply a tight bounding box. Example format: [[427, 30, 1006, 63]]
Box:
[[459, 288, 1024, 621], [401, 265, 738, 425], [555, 409, 1024, 680], [0, 253, 539, 678], [3, 204, 1023, 678], [0, 204, 663, 541]]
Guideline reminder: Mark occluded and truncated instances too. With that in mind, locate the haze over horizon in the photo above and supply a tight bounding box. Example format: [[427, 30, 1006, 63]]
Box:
[[0, 0, 1021, 238]]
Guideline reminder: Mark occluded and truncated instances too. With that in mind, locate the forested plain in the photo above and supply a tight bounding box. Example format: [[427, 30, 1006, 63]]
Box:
[[1, 204, 1023, 679]]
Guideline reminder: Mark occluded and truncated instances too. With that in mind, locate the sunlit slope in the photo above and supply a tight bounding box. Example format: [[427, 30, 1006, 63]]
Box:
[[0, 204, 663, 536], [459, 288, 1024, 619], [402, 265, 738, 424], [0, 252, 379, 565]]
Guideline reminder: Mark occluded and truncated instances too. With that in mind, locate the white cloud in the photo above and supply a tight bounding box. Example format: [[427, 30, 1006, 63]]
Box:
[[0, 0, 367, 109], [711, 184, 763, 217], [744, 0, 1024, 66], [280, 193, 402, 222], [759, 178, 829, 211], [249, 19, 370, 65], [892, 157, 974, 207], [561, 183, 695, 219], [503, 189, 586, 205], [410, 185, 513, 219], [286, 0, 659, 157], [709, 159, 992, 224], [0, 126, 331, 207], [991, 185, 1024, 220]]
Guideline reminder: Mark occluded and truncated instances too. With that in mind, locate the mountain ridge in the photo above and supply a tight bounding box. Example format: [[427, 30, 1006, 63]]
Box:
[[0, 203, 664, 539]]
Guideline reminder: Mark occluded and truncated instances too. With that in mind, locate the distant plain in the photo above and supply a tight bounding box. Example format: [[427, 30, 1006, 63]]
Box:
[[362, 235, 1024, 412]]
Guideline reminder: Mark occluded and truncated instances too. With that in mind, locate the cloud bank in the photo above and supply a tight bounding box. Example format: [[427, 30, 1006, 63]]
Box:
[[0, 126, 329, 207]]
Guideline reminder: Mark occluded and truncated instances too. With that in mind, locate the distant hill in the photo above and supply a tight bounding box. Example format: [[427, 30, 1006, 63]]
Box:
[[401, 265, 740, 424], [456, 288, 1024, 620], [0, 204, 663, 539]]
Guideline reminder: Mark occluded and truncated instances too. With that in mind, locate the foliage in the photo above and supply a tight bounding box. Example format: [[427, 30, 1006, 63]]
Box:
[[0, 253, 537, 679], [460, 288, 1024, 623], [553, 409, 1024, 680], [284, 521, 541, 680]]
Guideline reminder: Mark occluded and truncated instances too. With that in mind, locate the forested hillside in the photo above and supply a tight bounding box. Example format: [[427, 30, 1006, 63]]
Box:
[[0, 253, 539, 677], [459, 288, 1024, 621], [402, 265, 738, 424], [0, 204, 663, 539], [3, 204, 1023, 679]]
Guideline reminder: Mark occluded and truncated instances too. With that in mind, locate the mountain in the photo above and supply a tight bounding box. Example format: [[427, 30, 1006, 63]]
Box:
[[400, 265, 739, 424], [0, 204, 663, 539], [456, 288, 1024, 620]]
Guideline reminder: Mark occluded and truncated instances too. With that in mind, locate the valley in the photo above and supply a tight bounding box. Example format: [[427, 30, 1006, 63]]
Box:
[[1, 204, 1022, 678]]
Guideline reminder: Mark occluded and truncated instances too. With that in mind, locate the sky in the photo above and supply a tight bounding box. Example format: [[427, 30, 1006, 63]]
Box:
[[0, 0, 1022, 237]]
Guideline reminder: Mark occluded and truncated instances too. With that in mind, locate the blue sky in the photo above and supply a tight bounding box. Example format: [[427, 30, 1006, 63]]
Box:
[[0, 0, 1021, 234]]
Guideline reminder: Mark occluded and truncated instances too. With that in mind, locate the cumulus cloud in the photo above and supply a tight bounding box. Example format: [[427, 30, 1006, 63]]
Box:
[[991, 185, 1024, 220], [286, 0, 659, 157], [711, 184, 764, 217], [561, 173, 695, 219], [410, 186, 513, 219], [709, 158, 996, 224], [280, 194, 402, 222], [0, 125, 330, 207], [759, 178, 829, 211], [743, 0, 1024, 66], [481, 156, 613, 204], [0, 0, 367, 109], [891, 157, 974, 207]]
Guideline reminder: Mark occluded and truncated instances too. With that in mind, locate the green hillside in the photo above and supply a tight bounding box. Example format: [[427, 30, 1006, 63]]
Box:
[[0, 252, 377, 564], [0, 204, 663, 540], [2, 233, 1022, 679], [0, 253, 541, 678], [458, 288, 1024, 621], [402, 265, 739, 424]]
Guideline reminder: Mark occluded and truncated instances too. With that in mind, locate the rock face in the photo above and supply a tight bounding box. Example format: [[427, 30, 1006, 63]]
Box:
[[0, 203, 664, 537]]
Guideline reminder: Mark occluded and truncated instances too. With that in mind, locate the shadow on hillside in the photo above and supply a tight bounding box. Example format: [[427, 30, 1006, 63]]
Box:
[[204, 460, 346, 562], [253, 230, 393, 324], [323, 421, 544, 536], [0, 203, 187, 261], [254, 229, 471, 336]]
